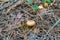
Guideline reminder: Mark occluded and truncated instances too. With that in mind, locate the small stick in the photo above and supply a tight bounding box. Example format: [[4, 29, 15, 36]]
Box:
[[47, 19, 60, 34], [43, 19, 60, 40], [6, 1, 22, 14]]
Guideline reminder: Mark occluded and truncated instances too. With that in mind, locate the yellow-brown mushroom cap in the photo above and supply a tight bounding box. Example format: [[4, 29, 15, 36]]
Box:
[[26, 20, 36, 26]]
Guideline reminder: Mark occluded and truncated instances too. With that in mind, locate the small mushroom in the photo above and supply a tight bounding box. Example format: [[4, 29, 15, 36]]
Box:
[[26, 20, 36, 26], [44, 3, 48, 8], [38, 5, 44, 9]]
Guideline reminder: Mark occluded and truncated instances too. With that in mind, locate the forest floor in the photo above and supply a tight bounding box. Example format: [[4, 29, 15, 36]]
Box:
[[0, 0, 60, 40]]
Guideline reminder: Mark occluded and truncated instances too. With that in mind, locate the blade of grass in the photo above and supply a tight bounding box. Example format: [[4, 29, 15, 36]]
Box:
[[47, 19, 60, 34]]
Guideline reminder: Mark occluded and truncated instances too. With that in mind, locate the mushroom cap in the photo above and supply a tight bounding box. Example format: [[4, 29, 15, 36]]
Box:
[[26, 20, 36, 26], [38, 5, 44, 9], [44, 3, 48, 8]]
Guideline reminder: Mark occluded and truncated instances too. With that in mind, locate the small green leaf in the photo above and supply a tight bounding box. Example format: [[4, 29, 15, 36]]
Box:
[[27, 0, 33, 5], [44, 0, 51, 3], [33, 4, 39, 10]]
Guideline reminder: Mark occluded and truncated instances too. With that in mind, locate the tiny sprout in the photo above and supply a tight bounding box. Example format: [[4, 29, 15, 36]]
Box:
[[33, 4, 39, 10]]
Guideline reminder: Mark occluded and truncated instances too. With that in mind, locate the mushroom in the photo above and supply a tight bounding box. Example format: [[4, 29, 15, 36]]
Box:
[[38, 5, 44, 9], [26, 20, 36, 26]]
